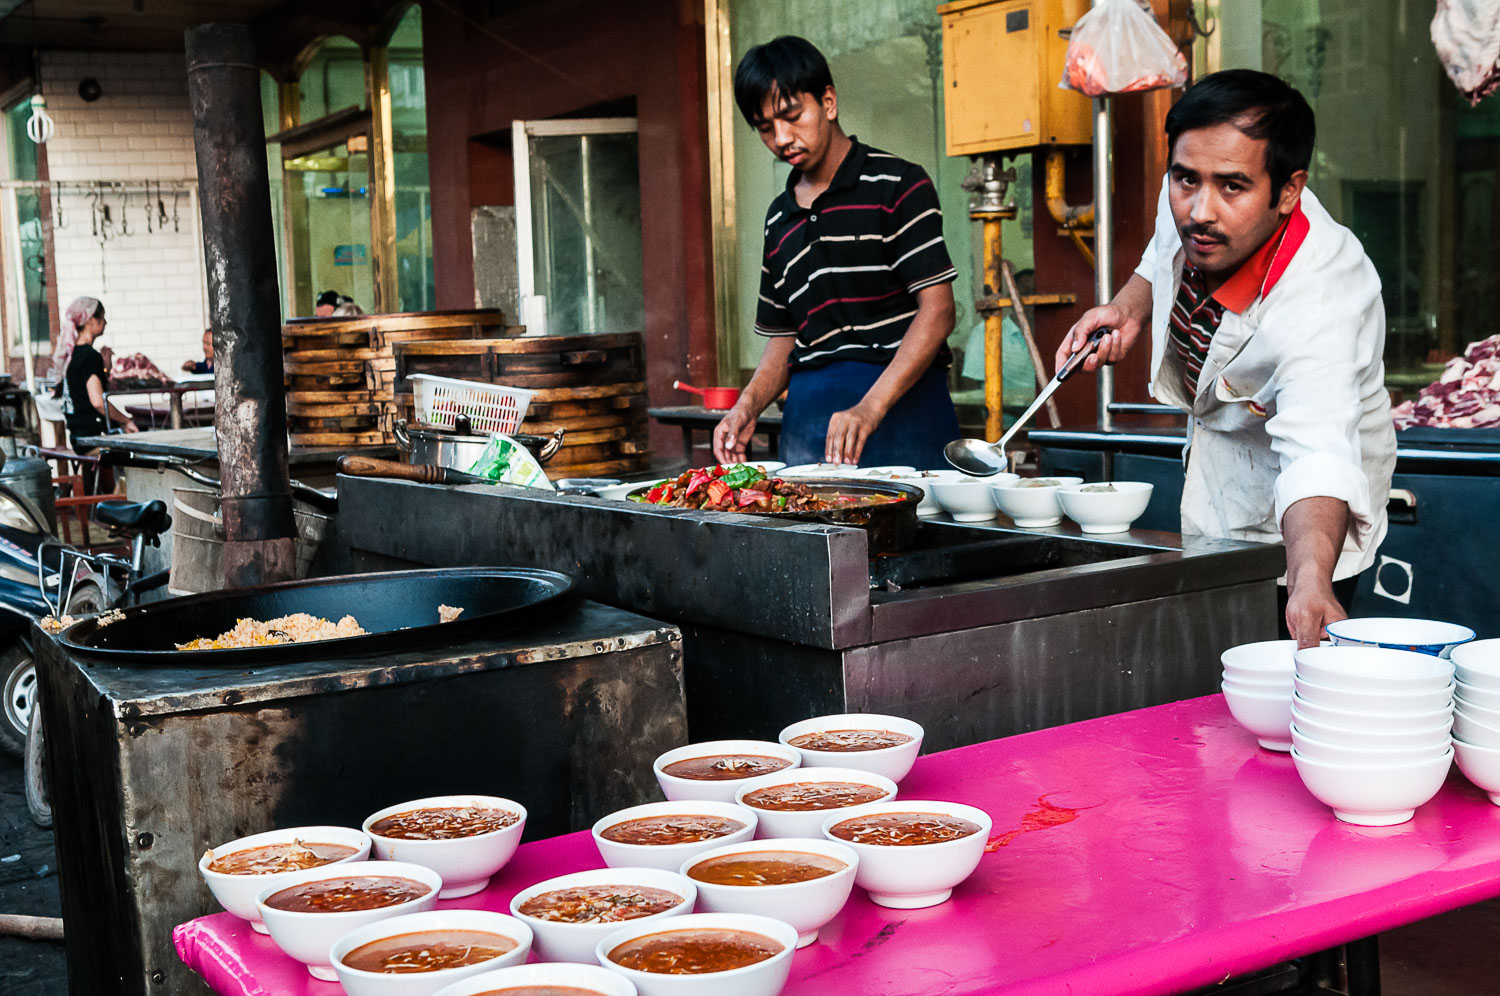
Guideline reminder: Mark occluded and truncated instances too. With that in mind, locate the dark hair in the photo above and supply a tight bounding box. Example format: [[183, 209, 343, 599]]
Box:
[[1164, 69, 1315, 199], [316, 290, 341, 308], [733, 35, 834, 126]]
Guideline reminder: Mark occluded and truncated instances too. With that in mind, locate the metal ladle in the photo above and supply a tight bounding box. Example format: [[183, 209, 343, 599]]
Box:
[[945, 328, 1109, 476]]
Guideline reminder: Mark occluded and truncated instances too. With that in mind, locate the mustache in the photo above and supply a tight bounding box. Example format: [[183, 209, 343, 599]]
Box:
[[1181, 223, 1227, 244]]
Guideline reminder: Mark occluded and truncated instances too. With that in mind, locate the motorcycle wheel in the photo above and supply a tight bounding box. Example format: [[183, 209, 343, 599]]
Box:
[[24, 701, 49, 828], [0, 644, 34, 756]]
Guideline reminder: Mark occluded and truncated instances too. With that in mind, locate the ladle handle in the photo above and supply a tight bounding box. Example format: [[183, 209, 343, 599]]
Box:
[[672, 380, 706, 397], [1056, 328, 1110, 383], [338, 455, 447, 484]]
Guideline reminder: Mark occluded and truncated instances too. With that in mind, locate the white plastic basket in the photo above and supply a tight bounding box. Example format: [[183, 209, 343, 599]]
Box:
[[409, 374, 536, 435]]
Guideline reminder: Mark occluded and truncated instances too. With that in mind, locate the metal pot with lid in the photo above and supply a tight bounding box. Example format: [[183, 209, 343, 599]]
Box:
[[394, 417, 564, 471]]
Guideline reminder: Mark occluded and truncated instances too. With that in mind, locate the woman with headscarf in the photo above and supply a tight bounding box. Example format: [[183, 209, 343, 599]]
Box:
[[57, 296, 137, 451]]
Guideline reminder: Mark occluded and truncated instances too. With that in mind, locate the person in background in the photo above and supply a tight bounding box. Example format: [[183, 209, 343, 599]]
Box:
[[59, 296, 137, 453], [332, 301, 365, 317], [315, 290, 357, 317], [181, 329, 214, 374]]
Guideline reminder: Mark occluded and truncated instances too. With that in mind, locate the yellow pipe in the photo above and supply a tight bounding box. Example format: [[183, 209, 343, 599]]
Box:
[[982, 216, 1004, 442], [1045, 148, 1095, 229]]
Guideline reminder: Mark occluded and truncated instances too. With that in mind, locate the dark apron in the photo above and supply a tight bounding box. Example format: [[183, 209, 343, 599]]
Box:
[[779, 360, 960, 469]]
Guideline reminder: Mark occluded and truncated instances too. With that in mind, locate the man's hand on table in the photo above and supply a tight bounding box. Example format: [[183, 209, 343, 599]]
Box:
[[712, 405, 756, 464], [825, 402, 884, 465]]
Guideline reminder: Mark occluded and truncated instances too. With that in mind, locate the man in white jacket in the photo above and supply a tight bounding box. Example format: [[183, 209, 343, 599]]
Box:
[[1055, 70, 1396, 648]]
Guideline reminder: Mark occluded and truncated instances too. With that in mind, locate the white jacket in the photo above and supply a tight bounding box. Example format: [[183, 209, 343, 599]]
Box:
[[1135, 182, 1396, 581]]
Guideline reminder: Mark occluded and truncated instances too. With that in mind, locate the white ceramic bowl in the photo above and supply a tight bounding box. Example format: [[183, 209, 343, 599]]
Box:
[[1290, 706, 1452, 750], [653, 740, 802, 803], [198, 825, 371, 934], [681, 838, 858, 948], [1055, 481, 1153, 534], [820, 800, 991, 908], [1289, 726, 1449, 767], [1291, 746, 1453, 826], [755, 461, 787, 474], [929, 475, 1013, 520], [1452, 639, 1500, 688], [597, 912, 798, 996], [851, 465, 916, 478], [1456, 696, 1500, 728], [988, 477, 1083, 528], [1453, 738, 1500, 805], [1292, 675, 1453, 713], [1290, 693, 1454, 732], [1325, 617, 1477, 658], [593, 801, 758, 871], [1456, 679, 1500, 712], [1453, 708, 1500, 750], [330, 908, 533, 996], [778, 713, 924, 783], [256, 860, 442, 980], [363, 795, 527, 899], [894, 470, 967, 516], [433, 963, 638, 996], [508, 866, 696, 963], [1294, 646, 1454, 691], [779, 463, 859, 478], [734, 766, 898, 839], [1220, 671, 1291, 691], [1221, 639, 1299, 676], [1220, 681, 1294, 751], [597, 480, 663, 501]]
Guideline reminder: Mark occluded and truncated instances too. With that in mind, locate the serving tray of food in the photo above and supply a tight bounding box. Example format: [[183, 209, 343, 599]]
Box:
[[57, 567, 577, 665]]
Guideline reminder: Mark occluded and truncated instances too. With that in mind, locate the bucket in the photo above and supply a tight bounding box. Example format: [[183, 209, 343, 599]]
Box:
[[169, 489, 330, 596]]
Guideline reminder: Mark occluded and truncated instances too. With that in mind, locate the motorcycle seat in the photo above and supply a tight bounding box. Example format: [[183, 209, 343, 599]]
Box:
[[93, 499, 171, 535]]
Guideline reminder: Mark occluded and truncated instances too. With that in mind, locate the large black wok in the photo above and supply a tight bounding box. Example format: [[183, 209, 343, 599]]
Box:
[[628, 478, 924, 554], [59, 567, 576, 665]]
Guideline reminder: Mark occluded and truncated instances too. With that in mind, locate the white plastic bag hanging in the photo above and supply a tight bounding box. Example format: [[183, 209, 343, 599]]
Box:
[[1060, 0, 1188, 97], [1431, 0, 1500, 105]]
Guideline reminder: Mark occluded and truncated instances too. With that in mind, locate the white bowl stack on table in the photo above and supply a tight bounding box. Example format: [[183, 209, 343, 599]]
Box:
[[1219, 640, 1299, 751], [1289, 645, 1455, 826], [1449, 639, 1500, 804]]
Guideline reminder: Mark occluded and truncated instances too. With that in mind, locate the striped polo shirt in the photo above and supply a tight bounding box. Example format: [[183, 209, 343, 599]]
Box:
[[754, 138, 957, 369]]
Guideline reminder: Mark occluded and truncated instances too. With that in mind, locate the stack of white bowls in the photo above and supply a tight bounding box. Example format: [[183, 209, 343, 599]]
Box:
[[1289, 646, 1455, 826], [1450, 639, 1500, 805], [1219, 640, 1298, 751]]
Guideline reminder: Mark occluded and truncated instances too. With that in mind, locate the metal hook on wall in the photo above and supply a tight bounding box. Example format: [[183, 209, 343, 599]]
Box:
[[118, 188, 132, 237], [171, 189, 180, 232]]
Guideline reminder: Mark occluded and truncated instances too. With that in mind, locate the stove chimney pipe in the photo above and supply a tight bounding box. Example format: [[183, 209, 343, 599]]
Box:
[[185, 23, 296, 586]]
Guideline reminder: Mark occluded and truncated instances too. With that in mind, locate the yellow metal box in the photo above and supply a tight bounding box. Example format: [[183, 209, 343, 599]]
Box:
[[940, 0, 1094, 155]]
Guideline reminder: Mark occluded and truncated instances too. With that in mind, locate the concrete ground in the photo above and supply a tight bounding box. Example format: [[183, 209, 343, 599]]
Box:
[[0, 747, 1494, 994]]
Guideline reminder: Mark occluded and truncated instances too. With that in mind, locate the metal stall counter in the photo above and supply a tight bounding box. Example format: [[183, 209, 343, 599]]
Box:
[[337, 476, 1286, 749]]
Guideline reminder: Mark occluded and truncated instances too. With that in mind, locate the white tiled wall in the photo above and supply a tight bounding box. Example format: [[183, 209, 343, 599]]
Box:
[[39, 50, 209, 375]]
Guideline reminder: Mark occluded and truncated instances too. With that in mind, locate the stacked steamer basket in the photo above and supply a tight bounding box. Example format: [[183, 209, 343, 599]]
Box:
[[393, 332, 650, 479], [1288, 645, 1455, 826], [282, 310, 505, 447], [1449, 639, 1500, 803]]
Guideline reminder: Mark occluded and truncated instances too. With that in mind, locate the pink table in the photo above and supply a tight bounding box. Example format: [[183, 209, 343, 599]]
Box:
[[174, 695, 1500, 995]]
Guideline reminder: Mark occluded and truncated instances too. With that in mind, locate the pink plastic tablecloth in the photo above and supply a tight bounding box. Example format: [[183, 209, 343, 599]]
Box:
[[175, 695, 1500, 996]]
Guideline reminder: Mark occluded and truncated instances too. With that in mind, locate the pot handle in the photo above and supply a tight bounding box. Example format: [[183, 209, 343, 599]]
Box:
[[537, 428, 565, 464], [338, 455, 445, 484], [392, 419, 411, 450]]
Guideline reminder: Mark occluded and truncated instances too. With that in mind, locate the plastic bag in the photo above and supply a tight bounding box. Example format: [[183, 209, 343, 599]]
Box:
[[1432, 0, 1500, 105], [1060, 0, 1188, 97], [466, 434, 555, 490]]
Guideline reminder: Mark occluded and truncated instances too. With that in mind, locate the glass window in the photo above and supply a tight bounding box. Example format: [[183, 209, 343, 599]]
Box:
[[3, 99, 50, 358], [1200, 0, 1500, 396], [299, 35, 366, 121], [261, 70, 290, 319], [725, 0, 1033, 403], [388, 5, 435, 312]]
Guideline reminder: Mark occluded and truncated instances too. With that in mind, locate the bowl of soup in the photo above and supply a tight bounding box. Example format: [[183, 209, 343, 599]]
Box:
[[653, 740, 802, 803], [509, 866, 696, 963], [597, 912, 798, 996], [330, 908, 533, 996], [363, 794, 527, 898], [821, 800, 992, 909], [255, 860, 442, 980], [431, 962, 639, 996], [198, 825, 371, 934], [778, 713, 924, 783], [733, 766, 898, 839], [593, 801, 757, 871], [681, 838, 858, 948]]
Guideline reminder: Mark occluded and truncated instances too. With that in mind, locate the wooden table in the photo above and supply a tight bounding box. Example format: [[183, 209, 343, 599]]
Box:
[[648, 404, 782, 462], [173, 694, 1500, 995]]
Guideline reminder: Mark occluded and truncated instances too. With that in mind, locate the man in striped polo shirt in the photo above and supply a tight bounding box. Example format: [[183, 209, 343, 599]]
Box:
[[1055, 71, 1395, 647], [712, 35, 961, 468]]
